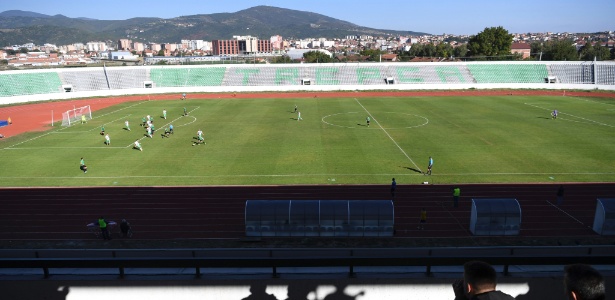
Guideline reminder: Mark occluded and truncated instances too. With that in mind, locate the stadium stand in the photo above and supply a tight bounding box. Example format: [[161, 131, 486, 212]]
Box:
[[0, 72, 63, 97], [106, 68, 148, 89], [549, 63, 595, 84], [596, 63, 615, 85], [150, 67, 225, 87], [1, 61, 614, 101], [61, 70, 110, 91], [467, 63, 548, 83]]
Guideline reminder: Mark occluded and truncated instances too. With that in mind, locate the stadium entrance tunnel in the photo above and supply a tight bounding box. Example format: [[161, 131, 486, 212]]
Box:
[[245, 200, 394, 237]]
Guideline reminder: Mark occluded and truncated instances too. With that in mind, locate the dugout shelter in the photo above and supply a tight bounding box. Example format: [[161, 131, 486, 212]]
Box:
[[470, 198, 521, 236], [245, 200, 394, 237], [593, 198, 615, 235]]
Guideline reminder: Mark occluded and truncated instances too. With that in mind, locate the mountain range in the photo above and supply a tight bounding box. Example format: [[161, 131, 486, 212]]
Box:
[[0, 6, 427, 47]]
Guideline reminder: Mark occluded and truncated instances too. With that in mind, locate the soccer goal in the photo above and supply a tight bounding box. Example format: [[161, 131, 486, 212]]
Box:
[[61, 105, 92, 126]]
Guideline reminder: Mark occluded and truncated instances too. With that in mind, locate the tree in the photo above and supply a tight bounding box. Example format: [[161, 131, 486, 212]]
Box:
[[453, 44, 468, 59], [435, 43, 453, 58], [157, 49, 165, 56], [303, 51, 333, 63], [530, 42, 543, 60], [408, 44, 424, 57], [271, 55, 293, 63], [423, 43, 436, 57], [578, 43, 611, 61], [467, 26, 513, 59], [19, 47, 28, 54], [541, 40, 578, 61], [359, 49, 386, 62]]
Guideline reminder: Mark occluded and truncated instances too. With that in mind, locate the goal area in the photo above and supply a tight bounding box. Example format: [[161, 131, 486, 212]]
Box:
[[61, 105, 92, 126]]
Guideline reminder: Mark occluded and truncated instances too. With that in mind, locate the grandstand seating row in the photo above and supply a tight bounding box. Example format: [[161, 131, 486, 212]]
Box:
[[1, 62, 614, 97]]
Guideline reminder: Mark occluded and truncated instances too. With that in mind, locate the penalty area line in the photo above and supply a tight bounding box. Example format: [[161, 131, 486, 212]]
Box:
[[125, 106, 201, 148]]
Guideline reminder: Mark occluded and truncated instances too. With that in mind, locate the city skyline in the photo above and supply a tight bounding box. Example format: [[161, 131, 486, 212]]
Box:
[[0, 0, 613, 36]]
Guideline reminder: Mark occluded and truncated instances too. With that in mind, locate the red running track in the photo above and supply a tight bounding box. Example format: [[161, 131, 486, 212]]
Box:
[[0, 183, 613, 241]]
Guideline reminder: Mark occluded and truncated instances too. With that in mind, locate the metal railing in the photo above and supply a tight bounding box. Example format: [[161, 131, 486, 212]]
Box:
[[1, 245, 614, 278]]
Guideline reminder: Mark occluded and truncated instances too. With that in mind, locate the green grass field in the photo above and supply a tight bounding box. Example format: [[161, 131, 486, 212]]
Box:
[[0, 95, 614, 186]]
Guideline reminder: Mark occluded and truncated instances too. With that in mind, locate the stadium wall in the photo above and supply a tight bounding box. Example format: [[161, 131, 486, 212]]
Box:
[[1, 61, 614, 106]]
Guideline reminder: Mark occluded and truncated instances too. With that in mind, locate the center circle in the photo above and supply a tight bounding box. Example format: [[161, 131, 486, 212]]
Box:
[[321, 112, 428, 129]]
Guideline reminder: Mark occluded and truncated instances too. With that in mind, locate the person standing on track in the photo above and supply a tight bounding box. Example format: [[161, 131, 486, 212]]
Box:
[[391, 178, 396, 199], [556, 185, 564, 205], [418, 208, 427, 230], [453, 186, 461, 208], [98, 216, 111, 240], [120, 219, 132, 238]]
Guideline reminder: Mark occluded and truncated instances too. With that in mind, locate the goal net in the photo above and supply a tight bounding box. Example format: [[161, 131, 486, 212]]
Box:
[[61, 105, 92, 126]]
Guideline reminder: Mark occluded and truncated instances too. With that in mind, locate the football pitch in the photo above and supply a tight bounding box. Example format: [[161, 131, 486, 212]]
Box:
[[0, 95, 614, 187]]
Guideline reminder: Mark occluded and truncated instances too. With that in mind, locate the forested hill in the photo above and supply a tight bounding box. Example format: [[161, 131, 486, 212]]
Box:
[[0, 6, 427, 46]]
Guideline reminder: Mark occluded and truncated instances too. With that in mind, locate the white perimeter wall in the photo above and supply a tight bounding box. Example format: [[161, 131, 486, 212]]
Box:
[[2, 83, 615, 106]]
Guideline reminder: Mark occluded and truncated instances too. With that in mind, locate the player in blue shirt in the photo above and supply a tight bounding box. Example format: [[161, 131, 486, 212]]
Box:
[[426, 156, 433, 175]]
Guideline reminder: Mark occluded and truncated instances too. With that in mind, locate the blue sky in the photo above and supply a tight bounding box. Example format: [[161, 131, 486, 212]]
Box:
[[1, 0, 613, 35]]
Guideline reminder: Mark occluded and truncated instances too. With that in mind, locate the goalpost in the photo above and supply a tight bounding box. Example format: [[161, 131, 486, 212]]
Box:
[[61, 105, 92, 126]]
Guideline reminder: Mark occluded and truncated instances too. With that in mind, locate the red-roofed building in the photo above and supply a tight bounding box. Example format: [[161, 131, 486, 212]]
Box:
[[511, 42, 531, 59]]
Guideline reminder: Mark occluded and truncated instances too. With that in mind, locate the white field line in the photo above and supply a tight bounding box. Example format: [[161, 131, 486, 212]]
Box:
[[567, 96, 615, 109], [3, 101, 149, 150], [524, 102, 615, 128], [2, 127, 69, 149], [0, 171, 613, 180], [51, 114, 132, 133], [3, 147, 125, 150], [126, 106, 200, 148], [355, 98, 422, 172], [174, 116, 197, 128], [92, 100, 148, 119]]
